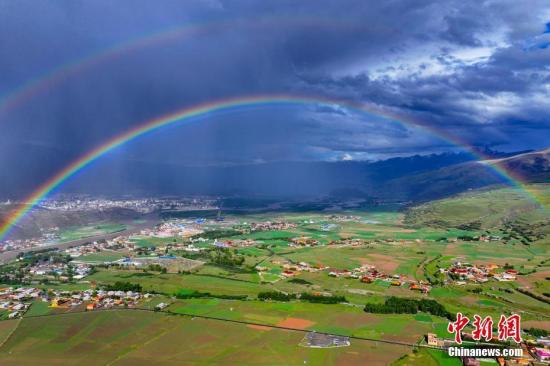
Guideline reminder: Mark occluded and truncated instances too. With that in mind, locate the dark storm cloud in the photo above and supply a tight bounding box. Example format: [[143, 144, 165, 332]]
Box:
[[0, 0, 549, 193]]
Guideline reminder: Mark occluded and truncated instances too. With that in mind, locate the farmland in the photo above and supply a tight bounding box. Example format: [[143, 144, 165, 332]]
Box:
[[0, 310, 417, 365], [0, 185, 548, 365], [58, 223, 127, 242]]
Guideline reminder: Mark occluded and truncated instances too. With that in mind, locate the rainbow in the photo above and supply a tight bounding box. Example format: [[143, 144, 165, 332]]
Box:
[[0, 94, 543, 240], [0, 23, 196, 117], [0, 16, 360, 119]]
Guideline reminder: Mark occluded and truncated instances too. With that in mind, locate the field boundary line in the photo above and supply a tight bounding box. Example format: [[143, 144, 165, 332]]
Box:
[[0, 318, 22, 349]]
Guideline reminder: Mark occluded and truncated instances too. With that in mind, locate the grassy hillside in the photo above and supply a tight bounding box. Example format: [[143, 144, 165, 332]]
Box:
[[0, 205, 140, 239], [405, 185, 550, 243]]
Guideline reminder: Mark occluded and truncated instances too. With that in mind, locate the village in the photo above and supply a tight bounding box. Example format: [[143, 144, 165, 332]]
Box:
[[63, 218, 208, 259], [61, 217, 309, 259], [0, 197, 220, 254], [37, 196, 218, 214], [254, 258, 520, 296], [236, 221, 298, 234], [443, 262, 518, 284], [0, 286, 151, 319]]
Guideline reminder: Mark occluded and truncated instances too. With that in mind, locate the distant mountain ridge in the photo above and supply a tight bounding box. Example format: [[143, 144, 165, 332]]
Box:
[[377, 149, 550, 202], [487, 148, 550, 183], [3, 148, 549, 203]]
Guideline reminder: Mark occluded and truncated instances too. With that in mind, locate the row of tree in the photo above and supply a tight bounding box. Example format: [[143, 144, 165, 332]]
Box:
[[257, 291, 347, 304], [258, 291, 296, 301], [364, 296, 452, 319], [103, 281, 142, 292], [174, 289, 247, 300], [300, 293, 347, 304]]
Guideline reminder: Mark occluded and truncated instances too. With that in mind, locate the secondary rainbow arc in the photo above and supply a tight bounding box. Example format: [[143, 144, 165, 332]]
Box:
[[0, 16, 361, 119], [0, 94, 543, 240]]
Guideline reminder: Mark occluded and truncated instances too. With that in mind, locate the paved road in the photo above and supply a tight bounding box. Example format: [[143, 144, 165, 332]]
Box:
[[0, 217, 159, 264]]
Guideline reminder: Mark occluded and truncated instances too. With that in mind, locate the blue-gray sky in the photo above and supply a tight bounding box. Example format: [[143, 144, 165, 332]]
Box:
[[0, 0, 549, 195]]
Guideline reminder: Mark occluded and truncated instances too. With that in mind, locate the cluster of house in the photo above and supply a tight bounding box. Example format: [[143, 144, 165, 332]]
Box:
[[0, 198, 215, 253], [171, 243, 205, 252], [442, 235, 502, 243], [0, 286, 152, 319], [327, 238, 425, 247], [444, 262, 518, 284], [289, 237, 320, 247], [28, 261, 92, 280], [39, 197, 217, 213], [65, 238, 127, 258], [0, 287, 40, 319], [280, 261, 323, 278], [213, 239, 256, 248], [140, 221, 204, 238], [259, 259, 432, 293], [328, 238, 368, 247], [255, 260, 324, 279], [113, 255, 203, 273], [244, 221, 297, 233], [478, 235, 502, 242], [328, 264, 431, 294], [0, 237, 54, 254], [326, 214, 362, 222], [132, 239, 208, 255], [427, 333, 550, 365], [51, 289, 147, 311], [65, 229, 207, 262]]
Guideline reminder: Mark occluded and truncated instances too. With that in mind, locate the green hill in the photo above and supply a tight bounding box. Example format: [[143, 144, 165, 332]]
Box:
[[405, 185, 550, 244]]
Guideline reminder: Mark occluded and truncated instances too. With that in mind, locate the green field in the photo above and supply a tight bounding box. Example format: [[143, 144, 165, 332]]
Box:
[[0, 310, 413, 365], [74, 251, 126, 263], [58, 223, 127, 242]]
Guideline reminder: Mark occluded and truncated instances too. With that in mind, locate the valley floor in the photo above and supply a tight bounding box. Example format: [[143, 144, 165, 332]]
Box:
[[0, 185, 548, 365]]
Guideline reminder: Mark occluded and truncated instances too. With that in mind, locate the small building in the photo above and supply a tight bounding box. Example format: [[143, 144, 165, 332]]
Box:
[[155, 302, 168, 310], [281, 270, 298, 278], [535, 348, 550, 362], [361, 276, 372, 283], [50, 298, 70, 308], [427, 333, 439, 347]]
